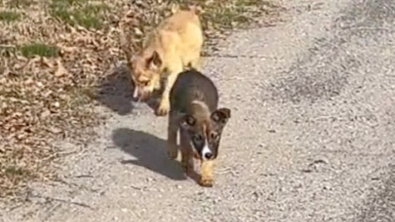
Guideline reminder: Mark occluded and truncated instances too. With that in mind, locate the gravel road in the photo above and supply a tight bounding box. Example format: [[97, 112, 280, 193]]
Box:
[[3, 0, 395, 221]]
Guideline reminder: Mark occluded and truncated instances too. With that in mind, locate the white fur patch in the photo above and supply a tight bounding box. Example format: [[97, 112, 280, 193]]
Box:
[[201, 138, 212, 160]]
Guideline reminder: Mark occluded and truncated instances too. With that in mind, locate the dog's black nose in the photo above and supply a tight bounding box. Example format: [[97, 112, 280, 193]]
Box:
[[204, 152, 213, 159]]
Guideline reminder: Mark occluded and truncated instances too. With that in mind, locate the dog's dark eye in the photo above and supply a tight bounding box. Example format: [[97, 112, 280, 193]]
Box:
[[139, 80, 149, 86], [193, 134, 204, 144], [210, 132, 219, 141]]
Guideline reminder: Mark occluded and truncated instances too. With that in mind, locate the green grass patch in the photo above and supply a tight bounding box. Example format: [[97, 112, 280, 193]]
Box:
[[0, 10, 21, 22], [4, 165, 31, 178], [19, 43, 59, 58], [206, 7, 248, 29], [49, 0, 109, 29], [235, 0, 261, 7], [51, 0, 84, 5]]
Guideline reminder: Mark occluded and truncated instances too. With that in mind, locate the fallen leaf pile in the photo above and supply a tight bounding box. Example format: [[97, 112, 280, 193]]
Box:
[[0, 0, 284, 202]]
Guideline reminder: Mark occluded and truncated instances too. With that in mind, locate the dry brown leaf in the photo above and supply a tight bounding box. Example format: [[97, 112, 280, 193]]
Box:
[[40, 57, 53, 68], [40, 109, 50, 119], [48, 126, 62, 134], [24, 78, 34, 86], [134, 27, 143, 36], [54, 59, 68, 77]]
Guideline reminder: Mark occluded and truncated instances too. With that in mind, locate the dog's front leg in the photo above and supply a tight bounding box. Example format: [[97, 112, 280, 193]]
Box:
[[200, 160, 215, 187], [156, 65, 182, 116], [167, 111, 179, 159], [180, 128, 195, 174]]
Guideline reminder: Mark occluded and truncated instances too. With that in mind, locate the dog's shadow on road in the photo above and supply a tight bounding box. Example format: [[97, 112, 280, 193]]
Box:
[[95, 65, 135, 115], [112, 128, 187, 180], [94, 64, 162, 116]]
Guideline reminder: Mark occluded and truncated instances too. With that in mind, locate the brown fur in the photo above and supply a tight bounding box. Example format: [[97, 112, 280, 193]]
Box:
[[167, 69, 231, 187], [121, 7, 204, 116]]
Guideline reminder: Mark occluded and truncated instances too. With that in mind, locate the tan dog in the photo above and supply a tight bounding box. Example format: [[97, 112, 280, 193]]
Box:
[[167, 68, 231, 187], [121, 6, 204, 116]]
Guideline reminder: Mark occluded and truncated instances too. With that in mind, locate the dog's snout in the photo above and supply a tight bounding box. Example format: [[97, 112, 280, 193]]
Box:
[[201, 145, 213, 160], [204, 152, 213, 159], [132, 86, 153, 102]]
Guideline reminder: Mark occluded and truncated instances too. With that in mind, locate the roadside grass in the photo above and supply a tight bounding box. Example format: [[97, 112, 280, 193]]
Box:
[[0, 10, 20, 22], [19, 42, 60, 58], [0, 0, 285, 205], [49, 0, 110, 29]]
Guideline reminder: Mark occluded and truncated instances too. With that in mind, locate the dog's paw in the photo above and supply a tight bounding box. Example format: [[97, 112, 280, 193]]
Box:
[[156, 108, 168, 116], [199, 177, 214, 187], [167, 149, 178, 160], [156, 99, 169, 116]]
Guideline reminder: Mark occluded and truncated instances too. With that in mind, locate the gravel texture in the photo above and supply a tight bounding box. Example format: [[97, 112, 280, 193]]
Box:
[[2, 0, 395, 221]]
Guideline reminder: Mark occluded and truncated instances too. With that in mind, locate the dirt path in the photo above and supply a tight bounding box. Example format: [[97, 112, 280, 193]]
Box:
[[3, 0, 395, 221]]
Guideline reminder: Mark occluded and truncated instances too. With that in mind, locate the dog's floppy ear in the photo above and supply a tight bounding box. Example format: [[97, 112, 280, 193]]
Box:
[[211, 108, 231, 125], [180, 114, 196, 130], [147, 50, 162, 69]]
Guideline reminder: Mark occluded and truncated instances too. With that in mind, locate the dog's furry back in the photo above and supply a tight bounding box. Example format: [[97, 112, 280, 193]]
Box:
[[170, 69, 218, 114], [142, 10, 203, 63]]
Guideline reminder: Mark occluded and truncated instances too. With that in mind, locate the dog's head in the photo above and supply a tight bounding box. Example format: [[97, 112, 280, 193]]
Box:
[[180, 107, 231, 160], [130, 50, 163, 101]]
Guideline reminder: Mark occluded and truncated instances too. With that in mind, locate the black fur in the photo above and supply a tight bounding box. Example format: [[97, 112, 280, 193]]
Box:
[[169, 68, 218, 114]]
